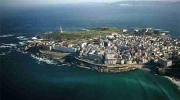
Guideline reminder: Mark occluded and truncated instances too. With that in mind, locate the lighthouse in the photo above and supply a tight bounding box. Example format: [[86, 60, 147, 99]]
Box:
[[60, 26, 63, 33]]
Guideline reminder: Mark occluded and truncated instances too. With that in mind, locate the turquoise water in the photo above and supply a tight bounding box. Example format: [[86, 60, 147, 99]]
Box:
[[1, 51, 180, 100]]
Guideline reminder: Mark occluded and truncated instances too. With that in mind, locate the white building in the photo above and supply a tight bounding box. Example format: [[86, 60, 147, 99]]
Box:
[[142, 58, 148, 64], [123, 29, 128, 33], [120, 59, 125, 64], [104, 53, 118, 65]]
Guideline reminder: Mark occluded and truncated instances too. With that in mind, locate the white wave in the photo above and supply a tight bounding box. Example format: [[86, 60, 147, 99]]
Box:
[[62, 64, 68, 66], [16, 36, 25, 39], [18, 41, 27, 46], [31, 54, 57, 65], [81, 28, 90, 31], [16, 36, 29, 41], [32, 37, 38, 40], [0, 43, 17, 48], [57, 65, 64, 67], [164, 76, 180, 90], [0, 34, 14, 38], [57, 63, 69, 67]]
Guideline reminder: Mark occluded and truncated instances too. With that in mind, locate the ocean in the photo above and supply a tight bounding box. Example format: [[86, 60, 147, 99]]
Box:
[[1, 4, 180, 37], [1, 3, 180, 100]]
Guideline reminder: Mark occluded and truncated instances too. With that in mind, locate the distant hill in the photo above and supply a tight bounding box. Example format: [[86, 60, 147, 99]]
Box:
[[110, 1, 180, 6]]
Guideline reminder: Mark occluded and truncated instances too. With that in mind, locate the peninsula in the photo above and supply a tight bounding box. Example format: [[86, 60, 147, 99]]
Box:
[[20, 27, 180, 78]]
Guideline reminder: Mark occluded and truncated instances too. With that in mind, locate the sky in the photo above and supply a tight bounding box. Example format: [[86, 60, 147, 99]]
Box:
[[1, 0, 179, 7]]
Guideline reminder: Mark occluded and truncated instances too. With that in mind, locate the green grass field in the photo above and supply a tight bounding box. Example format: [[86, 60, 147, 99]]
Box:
[[41, 27, 123, 41]]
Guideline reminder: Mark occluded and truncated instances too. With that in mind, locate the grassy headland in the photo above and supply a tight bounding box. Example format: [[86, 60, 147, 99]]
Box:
[[41, 27, 123, 41]]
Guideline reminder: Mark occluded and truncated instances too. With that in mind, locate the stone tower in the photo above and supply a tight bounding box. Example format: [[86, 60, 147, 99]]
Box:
[[60, 26, 63, 33]]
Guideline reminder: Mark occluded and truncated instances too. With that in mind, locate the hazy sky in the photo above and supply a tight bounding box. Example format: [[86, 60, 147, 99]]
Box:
[[1, 0, 179, 7]]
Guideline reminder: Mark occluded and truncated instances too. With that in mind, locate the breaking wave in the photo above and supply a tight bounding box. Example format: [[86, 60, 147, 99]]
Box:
[[16, 36, 29, 41], [18, 41, 27, 46], [164, 76, 180, 90], [0, 43, 17, 48], [0, 34, 14, 38], [31, 54, 57, 65]]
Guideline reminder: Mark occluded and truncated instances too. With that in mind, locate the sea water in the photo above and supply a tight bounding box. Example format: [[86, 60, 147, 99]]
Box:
[[1, 3, 180, 100]]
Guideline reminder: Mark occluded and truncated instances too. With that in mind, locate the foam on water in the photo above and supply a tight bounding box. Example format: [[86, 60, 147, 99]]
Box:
[[0, 34, 14, 38], [31, 54, 57, 65], [0, 43, 17, 48], [164, 76, 180, 90], [18, 41, 27, 46], [16, 36, 29, 41]]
